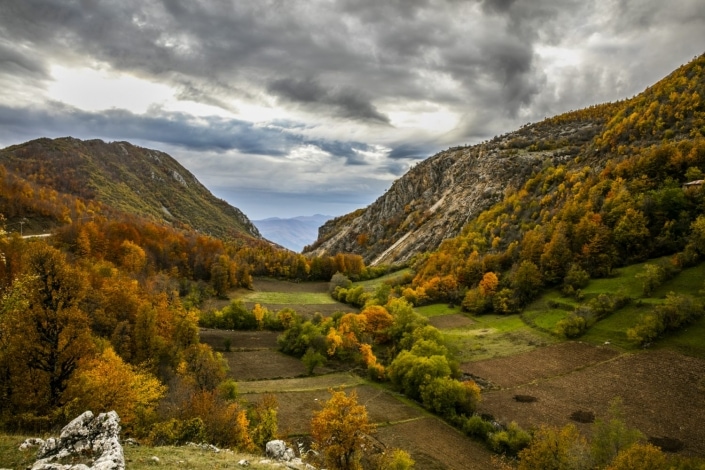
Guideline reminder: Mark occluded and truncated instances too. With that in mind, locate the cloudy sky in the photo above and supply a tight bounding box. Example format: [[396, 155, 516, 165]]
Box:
[[1, 0, 704, 219]]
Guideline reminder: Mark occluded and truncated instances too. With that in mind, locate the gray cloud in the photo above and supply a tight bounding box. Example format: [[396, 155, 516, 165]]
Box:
[[0, 102, 381, 166], [268, 77, 390, 124]]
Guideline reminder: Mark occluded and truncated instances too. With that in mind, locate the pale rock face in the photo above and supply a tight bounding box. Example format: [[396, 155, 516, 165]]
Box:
[[21, 411, 124, 470], [305, 119, 603, 266]]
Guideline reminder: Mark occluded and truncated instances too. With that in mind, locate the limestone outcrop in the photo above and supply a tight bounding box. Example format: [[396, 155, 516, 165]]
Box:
[[21, 411, 124, 470], [304, 116, 605, 266]]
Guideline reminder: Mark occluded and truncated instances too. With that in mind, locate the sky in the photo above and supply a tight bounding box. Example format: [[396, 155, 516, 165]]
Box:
[[1, 1, 704, 219]]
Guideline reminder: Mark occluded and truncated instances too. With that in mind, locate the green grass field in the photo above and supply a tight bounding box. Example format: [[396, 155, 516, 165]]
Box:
[[238, 291, 337, 304], [353, 268, 414, 291], [522, 259, 705, 356], [415, 303, 463, 318], [439, 314, 555, 362]]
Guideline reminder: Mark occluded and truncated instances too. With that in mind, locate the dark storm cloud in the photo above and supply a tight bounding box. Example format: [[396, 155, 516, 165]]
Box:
[[0, 102, 377, 166], [387, 143, 437, 160], [268, 77, 390, 124]]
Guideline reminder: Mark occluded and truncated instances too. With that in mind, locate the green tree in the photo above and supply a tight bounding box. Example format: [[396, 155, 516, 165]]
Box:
[[302, 347, 326, 375], [591, 398, 644, 468], [419, 377, 481, 419], [511, 260, 543, 305], [388, 350, 452, 401], [540, 223, 572, 284], [613, 208, 651, 262]]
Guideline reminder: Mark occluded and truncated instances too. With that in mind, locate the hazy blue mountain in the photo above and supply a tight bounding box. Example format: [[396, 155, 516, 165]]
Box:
[[254, 214, 333, 252]]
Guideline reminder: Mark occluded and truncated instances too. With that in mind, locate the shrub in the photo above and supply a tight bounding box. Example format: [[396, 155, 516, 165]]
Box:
[[489, 421, 531, 456], [462, 415, 495, 440], [330, 272, 352, 294], [302, 347, 327, 375], [628, 293, 704, 345], [420, 377, 481, 419], [556, 313, 589, 338], [147, 418, 206, 446]]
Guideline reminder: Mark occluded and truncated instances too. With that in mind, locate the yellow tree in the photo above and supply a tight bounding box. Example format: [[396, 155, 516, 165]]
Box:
[[311, 389, 376, 470], [64, 346, 166, 433], [517, 424, 591, 470], [605, 443, 668, 470], [119, 240, 147, 273], [252, 303, 267, 329]]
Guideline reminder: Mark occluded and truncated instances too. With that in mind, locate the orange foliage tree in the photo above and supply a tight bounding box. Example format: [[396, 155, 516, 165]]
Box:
[[311, 389, 376, 470]]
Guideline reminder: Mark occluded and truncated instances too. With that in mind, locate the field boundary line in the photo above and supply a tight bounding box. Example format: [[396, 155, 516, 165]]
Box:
[[499, 350, 628, 391]]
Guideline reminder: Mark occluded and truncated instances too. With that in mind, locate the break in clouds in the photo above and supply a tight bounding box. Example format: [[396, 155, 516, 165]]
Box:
[[1, 0, 704, 217]]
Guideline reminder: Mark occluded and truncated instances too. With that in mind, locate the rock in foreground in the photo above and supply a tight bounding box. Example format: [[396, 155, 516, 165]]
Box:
[[21, 410, 124, 470]]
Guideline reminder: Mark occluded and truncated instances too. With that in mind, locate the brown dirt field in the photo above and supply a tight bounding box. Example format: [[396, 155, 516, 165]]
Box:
[[429, 314, 475, 329], [375, 418, 495, 470], [199, 329, 280, 350], [477, 349, 705, 458], [462, 341, 620, 388], [223, 350, 313, 381], [247, 385, 425, 436]]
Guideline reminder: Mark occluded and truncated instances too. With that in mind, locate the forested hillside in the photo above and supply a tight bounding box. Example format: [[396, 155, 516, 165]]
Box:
[[0, 137, 260, 239], [405, 53, 705, 311]]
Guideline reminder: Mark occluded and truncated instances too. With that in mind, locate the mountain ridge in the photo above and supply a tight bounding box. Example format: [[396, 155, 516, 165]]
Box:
[[0, 137, 260, 239]]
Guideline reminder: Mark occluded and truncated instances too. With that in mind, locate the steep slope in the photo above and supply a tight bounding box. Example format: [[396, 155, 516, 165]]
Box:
[[306, 53, 705, 267], [0, 137, 260, 239], [253, 214, 332, 252], [305, 105, 617, 265]]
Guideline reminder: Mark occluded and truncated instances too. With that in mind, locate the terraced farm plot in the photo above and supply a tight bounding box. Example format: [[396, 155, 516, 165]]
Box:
[[223, 350, 315, 380], [237, 372, 365, 394], [476, 348, 705, 458], [199, 329, 280, 351], [442, 315, 555, 362], [247, 385, 425, 435], [462, 341, 619, 388], [231, 278, 355, 316], [375, 417, 495, 470]]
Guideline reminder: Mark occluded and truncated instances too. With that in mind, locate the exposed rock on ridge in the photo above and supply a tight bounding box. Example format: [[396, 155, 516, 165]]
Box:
[[305, 118, 604, 266]]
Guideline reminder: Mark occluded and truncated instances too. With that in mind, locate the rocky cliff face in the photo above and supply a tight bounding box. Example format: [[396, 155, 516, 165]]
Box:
[[305, 116, 605, 265]]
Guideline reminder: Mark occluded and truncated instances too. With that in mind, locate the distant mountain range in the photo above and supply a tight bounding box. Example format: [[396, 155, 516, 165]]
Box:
[[253, 214, 333, 252]]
